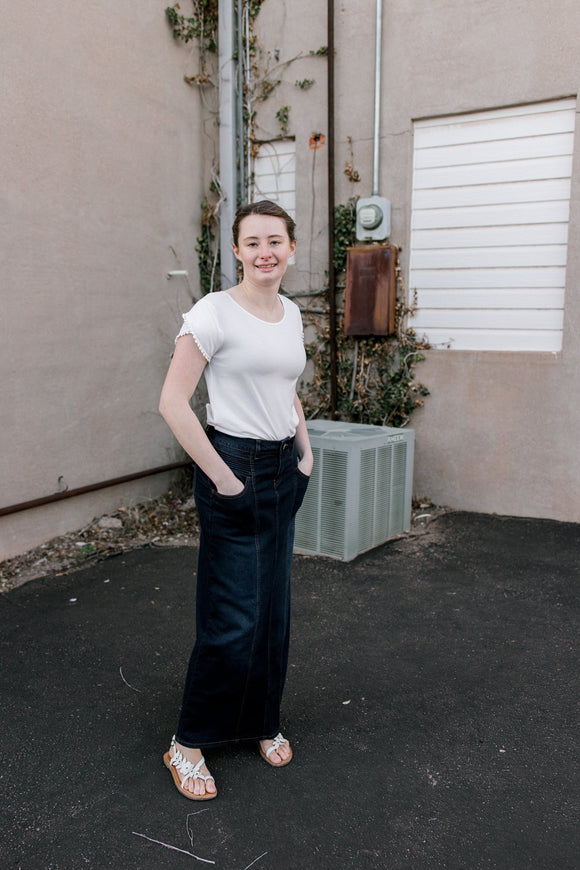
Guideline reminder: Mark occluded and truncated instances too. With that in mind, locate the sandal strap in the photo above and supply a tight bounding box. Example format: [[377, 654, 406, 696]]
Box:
[[169, 736, 214, 787], [265, 732, 288, 759]]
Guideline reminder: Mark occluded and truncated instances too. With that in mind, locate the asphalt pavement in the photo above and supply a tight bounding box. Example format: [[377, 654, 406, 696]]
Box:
[[1, 511, 578, 870]]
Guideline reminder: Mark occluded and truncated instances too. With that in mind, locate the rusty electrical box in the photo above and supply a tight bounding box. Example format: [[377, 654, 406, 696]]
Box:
[[344, 244, 397, 336]]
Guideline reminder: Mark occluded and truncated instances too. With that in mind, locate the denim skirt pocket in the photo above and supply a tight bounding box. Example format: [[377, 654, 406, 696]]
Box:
[[292, 467, 310, 517], [195, 441, 258, 537], [210, 479, 256, 536]]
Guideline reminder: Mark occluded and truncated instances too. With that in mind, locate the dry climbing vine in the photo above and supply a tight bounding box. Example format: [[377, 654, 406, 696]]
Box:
[[165, 1, 219, 53], [165, 1, 326, 295]]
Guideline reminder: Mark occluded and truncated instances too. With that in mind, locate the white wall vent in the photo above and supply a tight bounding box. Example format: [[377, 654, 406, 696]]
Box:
[[294, 420, 414, 561], [409, 98, 576, 352]]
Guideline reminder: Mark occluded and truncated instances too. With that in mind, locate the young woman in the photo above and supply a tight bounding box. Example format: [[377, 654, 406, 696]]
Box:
[[159, 200, 313, 800]]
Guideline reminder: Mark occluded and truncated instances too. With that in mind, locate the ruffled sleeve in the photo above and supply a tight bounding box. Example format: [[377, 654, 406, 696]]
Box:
[[176, 295, 224, 362]]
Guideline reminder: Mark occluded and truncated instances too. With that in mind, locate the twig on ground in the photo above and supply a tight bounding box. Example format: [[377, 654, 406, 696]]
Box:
[[132, 831, 215, 864], [187, 809, 211, 849], [119, 666, 142, 693], [242, 852, 269, 870]]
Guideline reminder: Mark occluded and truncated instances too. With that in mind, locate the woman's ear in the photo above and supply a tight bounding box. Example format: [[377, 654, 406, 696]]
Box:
[[232, 243, 241, 262]]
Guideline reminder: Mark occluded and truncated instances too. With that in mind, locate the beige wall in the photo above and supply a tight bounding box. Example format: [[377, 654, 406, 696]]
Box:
[[256, 0, 580, 523], [1, 2, 208, 558], [3, 1, 579, 563]]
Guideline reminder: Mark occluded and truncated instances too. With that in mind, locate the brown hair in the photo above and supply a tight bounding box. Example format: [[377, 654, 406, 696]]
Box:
[[232, 200, 296, 247]]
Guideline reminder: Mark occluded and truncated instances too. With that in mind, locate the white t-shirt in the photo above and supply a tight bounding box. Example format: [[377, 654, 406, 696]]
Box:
[[176, 291, 307, 441]]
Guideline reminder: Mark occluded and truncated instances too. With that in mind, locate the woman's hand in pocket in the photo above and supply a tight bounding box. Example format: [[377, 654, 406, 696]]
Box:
[[297, 453, 313, 478], [215, 471, 245, 496]]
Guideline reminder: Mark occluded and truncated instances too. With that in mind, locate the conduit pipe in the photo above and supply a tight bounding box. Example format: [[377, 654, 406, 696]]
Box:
[[0, 461, 191, 519], [327, 0, 338, 418], [372, 0, 383, 196]]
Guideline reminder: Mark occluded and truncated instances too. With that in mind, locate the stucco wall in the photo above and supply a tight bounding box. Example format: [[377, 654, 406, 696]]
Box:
[[0, 2, 207, 558], [256, 0, 580, 523], [3, 1, 579, 563]]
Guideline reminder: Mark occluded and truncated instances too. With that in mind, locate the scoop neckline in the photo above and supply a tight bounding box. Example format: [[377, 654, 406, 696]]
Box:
[[224, 291, 287, 325]]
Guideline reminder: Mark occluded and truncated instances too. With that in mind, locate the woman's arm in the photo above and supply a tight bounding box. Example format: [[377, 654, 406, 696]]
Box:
[[293, 393, 314, 476], [159, 335, 244, 495]]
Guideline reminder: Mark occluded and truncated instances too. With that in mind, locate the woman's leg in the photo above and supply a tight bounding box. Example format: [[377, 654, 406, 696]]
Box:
[[172, 433, 309, 759], [175, 435, 266, 748], [257, 440, 309, 765]]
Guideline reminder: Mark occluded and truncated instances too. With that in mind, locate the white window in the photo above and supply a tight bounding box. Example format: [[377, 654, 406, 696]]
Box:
[[409, 99, 576, 352], [251, 140, 296, 219]]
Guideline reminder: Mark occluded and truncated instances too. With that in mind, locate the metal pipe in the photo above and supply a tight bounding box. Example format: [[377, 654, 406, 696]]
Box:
[[245, 4, 251, 197], [327, 0, 338, 418], [218, 0, 238, 286], [372, 0, 383, 196], [237, 0, 245, 202], [0, 461, 191, 519]]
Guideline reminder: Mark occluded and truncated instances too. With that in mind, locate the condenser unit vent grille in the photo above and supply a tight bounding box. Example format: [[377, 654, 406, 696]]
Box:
[[294, 420, 414, 561]]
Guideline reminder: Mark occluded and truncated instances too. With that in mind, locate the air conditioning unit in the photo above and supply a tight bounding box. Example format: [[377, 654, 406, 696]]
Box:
[[294, 420, 414, 561]]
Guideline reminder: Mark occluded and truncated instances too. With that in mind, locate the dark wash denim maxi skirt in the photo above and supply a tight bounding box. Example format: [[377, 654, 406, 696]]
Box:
[[175, 426, 310, 749]]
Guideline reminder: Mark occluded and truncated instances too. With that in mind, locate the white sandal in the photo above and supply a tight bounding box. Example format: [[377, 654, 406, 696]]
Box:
[[163, 736, 217, 801], [259, 732, 293, 767]]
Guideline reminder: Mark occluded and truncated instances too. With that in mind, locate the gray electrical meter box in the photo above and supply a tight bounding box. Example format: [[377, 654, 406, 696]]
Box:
[[356, 195, 391, 241]]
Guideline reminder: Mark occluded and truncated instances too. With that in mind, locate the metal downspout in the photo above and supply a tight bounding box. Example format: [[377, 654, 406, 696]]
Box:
[[237, 0, 245, 203], [218, 0, 238, 287], [245, 6, 252, 196]]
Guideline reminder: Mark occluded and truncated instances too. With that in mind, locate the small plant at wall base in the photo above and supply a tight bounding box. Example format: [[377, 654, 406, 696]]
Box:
[[301, 200, 430, 428]]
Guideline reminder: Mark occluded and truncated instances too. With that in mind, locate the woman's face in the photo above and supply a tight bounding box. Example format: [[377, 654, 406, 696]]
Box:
[[233, 214, 296, 285]]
